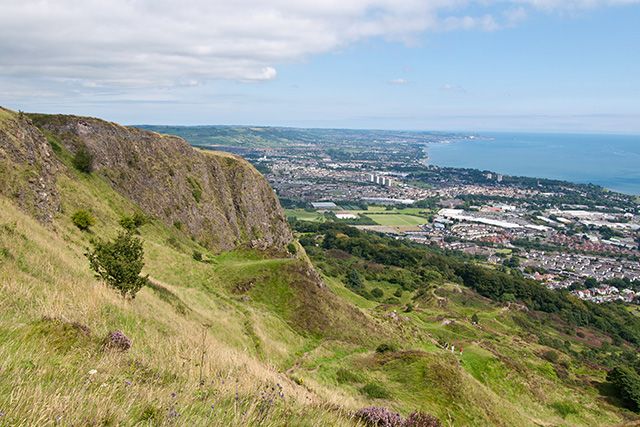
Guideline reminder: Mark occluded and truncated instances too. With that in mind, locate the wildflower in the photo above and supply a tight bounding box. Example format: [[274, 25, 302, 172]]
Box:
[[0, 411, 5, 417], [404, 411, 442, 427], [88, 369, 97, 376], [171, 392, 177, 399], [102, 330, 132, 351], [355, 406, 403, 427], [124, 380, 132, 386]]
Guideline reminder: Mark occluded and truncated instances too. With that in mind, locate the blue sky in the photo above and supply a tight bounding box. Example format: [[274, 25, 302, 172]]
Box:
[[1, 1, 639, 132]]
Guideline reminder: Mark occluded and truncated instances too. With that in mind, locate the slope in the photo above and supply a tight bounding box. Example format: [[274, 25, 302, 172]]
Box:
[[1, 107, 639, 426]]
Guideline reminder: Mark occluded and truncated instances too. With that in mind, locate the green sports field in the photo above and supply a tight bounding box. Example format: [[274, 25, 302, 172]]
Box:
[[366, 213, 427, 226], [285, 209, 325, 222]]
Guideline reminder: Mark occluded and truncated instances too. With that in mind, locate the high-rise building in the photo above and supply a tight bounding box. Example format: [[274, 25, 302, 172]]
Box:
[[368, 174, 392, 186]]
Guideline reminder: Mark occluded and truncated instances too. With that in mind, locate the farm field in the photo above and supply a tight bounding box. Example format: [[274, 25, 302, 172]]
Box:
[[285, 209, 325, 222], [366, 213, 427, 227], [285, 207, 431, 228]]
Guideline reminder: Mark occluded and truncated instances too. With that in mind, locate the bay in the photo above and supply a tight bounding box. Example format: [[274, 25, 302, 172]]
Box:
[[426, 132, 640, 195]]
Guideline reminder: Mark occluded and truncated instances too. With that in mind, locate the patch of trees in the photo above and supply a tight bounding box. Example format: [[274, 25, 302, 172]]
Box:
[[279, 197, 309, 209], [293, 220, 640, 346], [607, 366, 640, 412], [72, 144, 94, 173]]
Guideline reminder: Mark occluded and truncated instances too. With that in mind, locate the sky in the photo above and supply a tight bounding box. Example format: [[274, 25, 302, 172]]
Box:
[[1, 0, 639, 133]]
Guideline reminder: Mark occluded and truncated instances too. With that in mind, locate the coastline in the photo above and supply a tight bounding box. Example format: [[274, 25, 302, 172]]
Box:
[[424, 132, 640, 196]]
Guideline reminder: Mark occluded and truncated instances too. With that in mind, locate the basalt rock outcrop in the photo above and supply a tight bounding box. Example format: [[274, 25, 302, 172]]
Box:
[[0, 107, 291, 251], [0, 108, 60, 222]]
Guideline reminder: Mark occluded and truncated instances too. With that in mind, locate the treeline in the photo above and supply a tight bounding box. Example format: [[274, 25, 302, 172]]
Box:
[[293, 220, 640, 346]]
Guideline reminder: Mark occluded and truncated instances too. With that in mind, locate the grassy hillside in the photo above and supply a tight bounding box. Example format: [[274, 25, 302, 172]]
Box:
[[1, 108, 640, 425], [0, 173, 363, 425]]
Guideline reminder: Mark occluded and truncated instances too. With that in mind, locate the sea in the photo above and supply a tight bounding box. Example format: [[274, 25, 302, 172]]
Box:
[[426, 132, 640, 196]]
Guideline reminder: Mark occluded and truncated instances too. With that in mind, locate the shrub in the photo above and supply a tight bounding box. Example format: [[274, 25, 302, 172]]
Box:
[[347, 269, 364, 290], [393, 288, 403, 298], [361, 383, 390, 399], [119, 212, 148, 231], [607, 365, 640, 412], [287, 242, 297, 255], [371, 288, 384, 299], [376, 343, 397, 354], [72, 144, 94, 173], [86, 231, 148, 298], [192, 250, 203, 262], [404, 411, 442, 427], [355, 406, 403, 427], [72, 210, 95, 231], [471, 313, 479, 324], [119, 215, 137, 231]]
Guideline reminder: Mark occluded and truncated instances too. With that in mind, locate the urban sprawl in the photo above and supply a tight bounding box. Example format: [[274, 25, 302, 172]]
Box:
[[171, 126, 640, 305]]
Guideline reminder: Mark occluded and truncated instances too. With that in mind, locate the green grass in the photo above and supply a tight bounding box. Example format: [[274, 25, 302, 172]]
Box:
[[285, 207, 432, 227], [366, 213, 427, 227], [0, 126, 633, 426], [0, 168, 359, 425], [0, 107, 14, 125], [285, 209, 325, 222]]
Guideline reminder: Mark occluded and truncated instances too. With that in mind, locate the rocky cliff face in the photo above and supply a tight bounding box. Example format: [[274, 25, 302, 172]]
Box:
[[0, 108, 60, 222], [0, 107, 291, 250]]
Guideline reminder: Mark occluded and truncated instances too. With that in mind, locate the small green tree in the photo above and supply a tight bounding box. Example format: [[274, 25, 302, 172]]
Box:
[[192, 250, 203, 262], [86, 231, 148, 298], [72, 210, 95, 231], [287, 242, 297, 255], [119, 215, 137, 232], [471, 313, 479, 324], [584, 277, 599, 289], [73, 145, 94, 173], [371, 288, 384, 299], [346, 269, 364, 290]]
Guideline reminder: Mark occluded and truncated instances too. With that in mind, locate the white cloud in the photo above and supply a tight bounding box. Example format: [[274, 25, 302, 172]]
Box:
[[389, 78, 409, 85], [0, 0, 638, 98], [441, 83, 467, 93]]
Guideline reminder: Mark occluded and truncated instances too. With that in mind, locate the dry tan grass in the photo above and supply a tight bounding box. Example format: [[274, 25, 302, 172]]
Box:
[[0, 196, 360, 426]]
